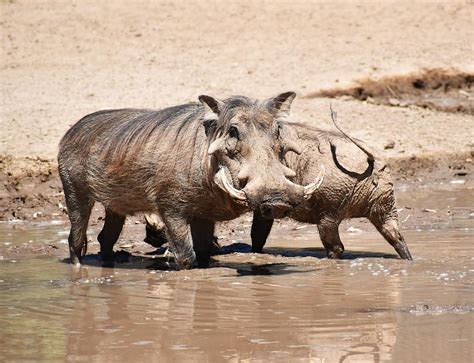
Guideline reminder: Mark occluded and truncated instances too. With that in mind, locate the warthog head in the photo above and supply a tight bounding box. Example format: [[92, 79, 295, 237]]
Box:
[[200, 92, 324, 219]]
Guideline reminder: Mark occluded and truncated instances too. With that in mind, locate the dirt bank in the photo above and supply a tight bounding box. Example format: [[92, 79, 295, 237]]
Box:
[[305, 69, 474, 114]]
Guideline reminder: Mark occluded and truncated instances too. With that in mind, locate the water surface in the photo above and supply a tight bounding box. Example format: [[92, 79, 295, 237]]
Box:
[[0, 183, 473, 362]]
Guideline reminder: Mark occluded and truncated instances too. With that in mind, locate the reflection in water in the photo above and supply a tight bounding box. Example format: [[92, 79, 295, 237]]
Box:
[[2, 233, 472, 362], [61, 262, 404, 361], [0, 184, 473, 361]]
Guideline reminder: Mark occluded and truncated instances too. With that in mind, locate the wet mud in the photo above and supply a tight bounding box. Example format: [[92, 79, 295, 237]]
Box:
[[305, 69, 474, 114], [1, 181, 473, 361]]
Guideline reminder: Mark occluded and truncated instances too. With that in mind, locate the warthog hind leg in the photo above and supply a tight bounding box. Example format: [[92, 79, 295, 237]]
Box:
[[371, 217, 413, 260], [251, 210, 274, 253], [98, 209, 126, 267], [317, 218, 345, 259], [64, 193, 93, 266]]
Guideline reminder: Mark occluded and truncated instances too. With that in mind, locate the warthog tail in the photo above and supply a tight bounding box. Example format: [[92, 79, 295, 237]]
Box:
[[329, 105, 375, 180]]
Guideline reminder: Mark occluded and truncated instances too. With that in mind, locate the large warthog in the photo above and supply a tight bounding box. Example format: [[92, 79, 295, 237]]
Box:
[[58, 92, 324, 269], [146, 108, 412, 260]]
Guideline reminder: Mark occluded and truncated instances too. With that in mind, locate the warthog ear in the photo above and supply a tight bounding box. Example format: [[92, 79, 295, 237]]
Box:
[[199, 95, 223, 136], [199, 95, 223, 119], [264, 91, 297, 120]]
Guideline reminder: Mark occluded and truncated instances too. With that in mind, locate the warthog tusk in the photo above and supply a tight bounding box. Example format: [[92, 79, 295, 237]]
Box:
[[303, 165, 325, 200], [214, 168, 248, 202]]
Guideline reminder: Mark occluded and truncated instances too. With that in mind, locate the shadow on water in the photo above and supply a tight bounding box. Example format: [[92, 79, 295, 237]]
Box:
[[66, 242, 398, 273], [66, 253, 317, 277], [265, 246, 399, 260]]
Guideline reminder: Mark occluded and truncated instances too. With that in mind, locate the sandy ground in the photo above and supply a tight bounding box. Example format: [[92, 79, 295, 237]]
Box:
[[0, 0, 473, 221]]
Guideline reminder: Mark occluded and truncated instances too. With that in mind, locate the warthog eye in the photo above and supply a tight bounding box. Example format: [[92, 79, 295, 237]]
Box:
[[228, 126, 239, 140], [276, 122, 282, 138]]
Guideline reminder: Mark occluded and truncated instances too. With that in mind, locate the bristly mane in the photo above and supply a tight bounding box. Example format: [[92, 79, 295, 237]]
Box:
[[60, 104, 199, 162], [60, 96, 270, 164]]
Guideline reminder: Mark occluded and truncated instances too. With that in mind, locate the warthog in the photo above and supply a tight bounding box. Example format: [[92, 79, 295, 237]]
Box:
[[145, 109, 412, 260], [250, 109, 412, 260], [58, 92, 324, 269]]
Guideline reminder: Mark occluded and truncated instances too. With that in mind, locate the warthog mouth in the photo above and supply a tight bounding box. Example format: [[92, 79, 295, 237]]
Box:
[[213, 167, 249, 205]]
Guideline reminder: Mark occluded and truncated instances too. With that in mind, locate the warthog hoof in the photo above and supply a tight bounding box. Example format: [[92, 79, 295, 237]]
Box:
[[175, 255, 196, 270], [327, 247, 344, 259]]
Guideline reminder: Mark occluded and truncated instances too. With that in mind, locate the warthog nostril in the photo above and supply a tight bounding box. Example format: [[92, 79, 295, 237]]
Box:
[[262, 192, 285, 203]]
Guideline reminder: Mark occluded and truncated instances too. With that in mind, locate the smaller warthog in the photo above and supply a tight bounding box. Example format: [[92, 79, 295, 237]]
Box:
[[58, 93, 324, 269], [250, 108, 412, 259], [146, 108, 412, 260]]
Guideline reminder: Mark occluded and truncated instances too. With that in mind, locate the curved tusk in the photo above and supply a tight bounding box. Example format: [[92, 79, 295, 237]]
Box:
[[303, 165, 325, 200], [214, 168, 248, 202]]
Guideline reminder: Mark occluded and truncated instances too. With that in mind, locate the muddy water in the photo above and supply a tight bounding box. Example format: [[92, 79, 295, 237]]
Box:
[[0, 184, 473, 362]]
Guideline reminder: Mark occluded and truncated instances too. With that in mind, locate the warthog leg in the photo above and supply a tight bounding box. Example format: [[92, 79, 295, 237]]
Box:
[[97, 209, 126, 267], [64, 192, 93, 266], [371, 217, 413, 260], [317, 218, 345, 259], [161, 213, 196, 270], [251, 210, 274, 253], [190, 218, 215, 268]]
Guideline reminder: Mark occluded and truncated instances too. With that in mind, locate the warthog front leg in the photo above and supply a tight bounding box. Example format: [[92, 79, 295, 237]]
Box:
[[251, 210, 274, 253], [160, 213, 195, 269], [97, 209, 126, 267], [190, 218, 215, 268], [317, 218, 345, 259]]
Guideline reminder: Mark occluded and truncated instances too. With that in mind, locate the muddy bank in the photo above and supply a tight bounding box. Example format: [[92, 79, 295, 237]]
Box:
[[305, 69, 474, 114]]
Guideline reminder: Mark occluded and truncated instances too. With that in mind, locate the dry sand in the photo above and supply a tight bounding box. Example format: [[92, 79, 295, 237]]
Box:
[[0, 0, 473, 220]]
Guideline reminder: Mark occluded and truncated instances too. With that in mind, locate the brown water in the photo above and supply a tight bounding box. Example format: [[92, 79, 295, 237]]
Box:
[[0, 183, 473, 362]]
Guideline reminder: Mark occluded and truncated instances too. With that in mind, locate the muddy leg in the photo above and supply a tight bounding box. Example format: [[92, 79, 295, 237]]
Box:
[[371, 217, 412, 260], [66, 199, 93, 266], [317, 218, 345, 259], [97, 209, 126, 267], [251, 210, 274, 253], [190, 218, 215, 268], [161, 213, 195, 269]]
